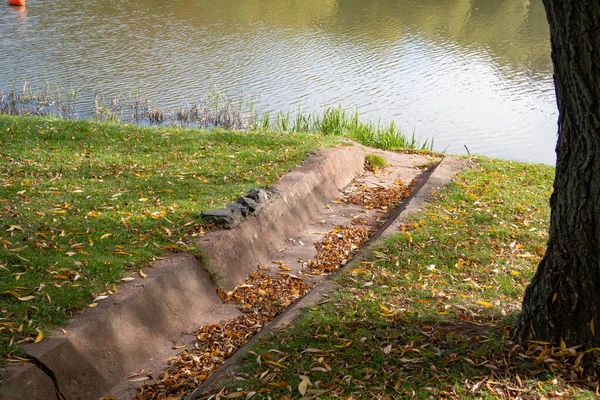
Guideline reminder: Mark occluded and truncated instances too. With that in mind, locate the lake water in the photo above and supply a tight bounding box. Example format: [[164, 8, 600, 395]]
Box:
[[1, 0, 557, 164]]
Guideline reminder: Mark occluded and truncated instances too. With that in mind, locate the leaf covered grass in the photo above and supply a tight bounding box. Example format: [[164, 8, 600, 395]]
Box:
[[199, 158, 598, 399], [0, 115, 333, 359]]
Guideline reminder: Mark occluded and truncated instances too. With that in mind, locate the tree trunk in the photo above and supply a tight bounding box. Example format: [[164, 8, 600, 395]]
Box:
[[512, 1, 600, 348]]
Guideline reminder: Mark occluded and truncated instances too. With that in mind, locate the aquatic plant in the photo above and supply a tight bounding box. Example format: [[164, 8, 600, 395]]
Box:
[[0, 80, 432, 151], [254, 105, 433, 151], [0, 80, 78, 119], [0, 80, 255, 129]]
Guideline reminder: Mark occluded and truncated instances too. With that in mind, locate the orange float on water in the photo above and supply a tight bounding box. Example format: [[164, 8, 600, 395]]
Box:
[[8, 0, 27, 6]]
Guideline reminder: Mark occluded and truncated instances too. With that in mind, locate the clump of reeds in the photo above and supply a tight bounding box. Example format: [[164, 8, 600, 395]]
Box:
[[93, 88, 254, 129], [0, 80, 78, 119], [253, 106, 433, 151], [0, 80, 254, 129]]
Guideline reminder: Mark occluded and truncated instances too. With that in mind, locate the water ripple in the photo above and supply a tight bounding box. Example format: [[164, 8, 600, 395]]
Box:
[[0, 0, 556, 164]]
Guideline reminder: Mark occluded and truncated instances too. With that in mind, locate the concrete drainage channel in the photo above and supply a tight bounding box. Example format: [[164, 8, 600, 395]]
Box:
[[0, 143, 470, 400]]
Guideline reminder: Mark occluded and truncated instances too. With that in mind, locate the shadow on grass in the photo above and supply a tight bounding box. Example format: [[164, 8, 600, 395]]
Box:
[[201, 307, 600, 400]]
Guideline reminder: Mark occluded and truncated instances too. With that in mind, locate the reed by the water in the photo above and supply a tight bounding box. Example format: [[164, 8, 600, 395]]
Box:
[[0, 80, 432, 151]]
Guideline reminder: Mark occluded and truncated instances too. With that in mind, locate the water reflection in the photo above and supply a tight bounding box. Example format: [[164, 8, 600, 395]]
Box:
[[0, 0, 556, 164]]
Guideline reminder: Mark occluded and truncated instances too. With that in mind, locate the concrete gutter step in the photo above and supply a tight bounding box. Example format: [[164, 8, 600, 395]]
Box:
[[198, 145, 366, 291], [1, 254, 241, 400], [0, 144, 368, 400]]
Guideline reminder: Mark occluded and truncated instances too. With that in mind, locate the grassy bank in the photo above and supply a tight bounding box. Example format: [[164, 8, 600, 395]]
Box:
[[2, 81, 432, 152], [198, 158, 599, 399], [0, 115, 335, 359]]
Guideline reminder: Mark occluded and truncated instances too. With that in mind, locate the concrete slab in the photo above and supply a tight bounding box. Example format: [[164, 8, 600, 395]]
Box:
[[0, 254, 241, 400], [197, 145, 367, 291], [379, 156, 474, 239]]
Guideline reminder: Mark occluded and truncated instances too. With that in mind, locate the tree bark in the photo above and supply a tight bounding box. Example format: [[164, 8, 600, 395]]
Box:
[[512, 1, 600, 348]]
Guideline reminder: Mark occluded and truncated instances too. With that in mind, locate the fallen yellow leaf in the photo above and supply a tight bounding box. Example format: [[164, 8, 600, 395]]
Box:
[[34, 328, 44, 343], [265, 360, 286, 368], [298, 375, 310, 395]]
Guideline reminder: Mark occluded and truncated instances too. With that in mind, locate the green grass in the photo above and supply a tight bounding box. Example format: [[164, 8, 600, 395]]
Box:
[[256, 106, 433, 152], [197, 158, 600, 399], [0, 115, 336, 359], [365, 154, 387, 169]]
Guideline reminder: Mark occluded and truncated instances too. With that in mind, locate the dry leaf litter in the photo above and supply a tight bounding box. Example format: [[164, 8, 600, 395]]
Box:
[[136, 167, 415, 399]]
